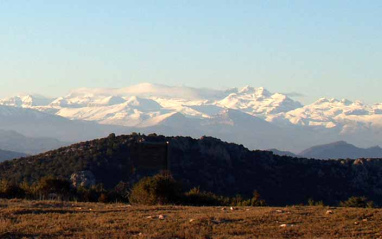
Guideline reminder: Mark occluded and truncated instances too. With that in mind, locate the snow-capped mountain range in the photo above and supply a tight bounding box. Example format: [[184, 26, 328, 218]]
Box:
[[1, 83, 382, 152]]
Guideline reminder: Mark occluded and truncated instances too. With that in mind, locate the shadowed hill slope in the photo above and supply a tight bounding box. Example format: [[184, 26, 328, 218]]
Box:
[[300, 141, 382, 159], [0, 149, 26, 162], [1, 134, 382, 206], [0, 129, 68, 154]]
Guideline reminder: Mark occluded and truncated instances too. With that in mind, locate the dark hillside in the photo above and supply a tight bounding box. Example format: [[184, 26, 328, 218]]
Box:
[[1, 133, 382, 206]]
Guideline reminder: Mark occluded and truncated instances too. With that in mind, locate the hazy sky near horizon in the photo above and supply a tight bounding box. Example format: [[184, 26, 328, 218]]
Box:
[[0, 1, 381, 104]]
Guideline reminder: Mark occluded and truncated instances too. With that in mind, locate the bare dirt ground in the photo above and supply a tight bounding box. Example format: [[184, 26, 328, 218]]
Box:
[[0, 199, 381, 238]]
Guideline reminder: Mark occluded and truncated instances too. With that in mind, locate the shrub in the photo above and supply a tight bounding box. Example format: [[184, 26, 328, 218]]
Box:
[[307, 198, 325, 206], [183, 188, 266, 206], [77, 187, 97, 202], [184, 187, 226, 206], [339, 196, 374, 208], [108, 181, 130, 203], [249, 190, 266, 206], [0, 180, 25, 199], [35, 176, 72, 200], [129, 172, 181, 205], [98, 193, 108, 203], [77, 184, 107, 202]]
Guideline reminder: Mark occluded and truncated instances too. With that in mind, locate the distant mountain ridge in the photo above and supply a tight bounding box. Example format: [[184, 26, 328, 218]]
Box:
[[299, 141, 382, 159], [0, 129, 68, 155], [0, 149, 26, 162], [2, 83, 382, 152], [268, 149, 297, 157], [269, 141, 382, 160], [0, 105, 132, 143]]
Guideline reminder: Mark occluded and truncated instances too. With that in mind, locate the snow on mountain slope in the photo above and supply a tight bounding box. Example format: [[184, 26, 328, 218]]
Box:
[[0, 105, 131, 142], [268, 98, 373, 129], [56, 96, 168, 127], [216, 86, 303, 117], [1, 84, 302, 123], [54, 83, 225, 104], [0, 95, 54, 107], [2, 83, 382, 152], [1, 84, 380, 136], [151, 98, 214, 119]]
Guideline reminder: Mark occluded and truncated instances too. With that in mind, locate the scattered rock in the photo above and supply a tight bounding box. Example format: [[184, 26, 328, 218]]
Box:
[[326, 210, 333, 215], [276, 209, 284, 213], [354, 221, 359, 225], [211, 219, 227, 224], [280, 224, 294, 228], [362, 218, 368, 222], [189, 219, 195, 222], [158, 214, 166, 220], [146, 216, 153, 219], [230, 207, 236, 211]]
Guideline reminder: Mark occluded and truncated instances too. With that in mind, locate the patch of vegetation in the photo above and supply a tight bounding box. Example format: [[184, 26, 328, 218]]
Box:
[[0, 173, 268, 206], [1, 133, 382, 206], [340, 196, 374, 208], [129, 172, 182, 205], [0, 178, 130, 203]]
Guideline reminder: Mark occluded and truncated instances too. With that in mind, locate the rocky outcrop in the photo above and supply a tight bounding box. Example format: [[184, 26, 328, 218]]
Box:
[[70, 171, 96, 188]]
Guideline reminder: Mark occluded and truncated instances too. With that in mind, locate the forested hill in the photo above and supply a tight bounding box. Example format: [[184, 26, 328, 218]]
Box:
[[1, 133, 382, 206]]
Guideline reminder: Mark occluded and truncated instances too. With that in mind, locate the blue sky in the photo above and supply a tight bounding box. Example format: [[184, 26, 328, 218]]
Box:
[[0, 1, 381, 104]]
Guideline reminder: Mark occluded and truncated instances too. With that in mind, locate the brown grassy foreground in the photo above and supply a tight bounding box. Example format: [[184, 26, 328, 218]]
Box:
[[0, 199, 381, 238]]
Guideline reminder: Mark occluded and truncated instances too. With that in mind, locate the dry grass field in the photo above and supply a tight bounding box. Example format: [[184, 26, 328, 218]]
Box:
[[0, 199, 381, 238]]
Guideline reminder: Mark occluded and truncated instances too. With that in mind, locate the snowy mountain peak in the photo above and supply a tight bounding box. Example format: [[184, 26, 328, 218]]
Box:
[[217, 86, 302, 116], [313, 98, 361, 107], [84, 96, 126, 107], [0, 94, 53, 107], [124, 96, 162, 112], [237, 86, 271, 97], [2, 83, 382, 147], [255, 87, 271, 97], [314, 98, 330, 104], [238, 85, 255, 93]]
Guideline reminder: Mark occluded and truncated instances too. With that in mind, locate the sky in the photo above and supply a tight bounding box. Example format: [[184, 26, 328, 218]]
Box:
[[0, 1, 381, 104]]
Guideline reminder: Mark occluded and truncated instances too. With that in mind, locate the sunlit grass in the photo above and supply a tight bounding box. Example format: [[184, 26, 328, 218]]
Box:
[[0, 199, 381, 238]]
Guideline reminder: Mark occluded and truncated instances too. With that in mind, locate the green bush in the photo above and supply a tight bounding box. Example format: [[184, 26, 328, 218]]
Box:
[[248, 190, 266, 206], [184, 187, 227, 206], [35, 176, 73, 200], [307, 198, 325, 206], [339, 196, 374, 208], [129, 172, 181, 205], [76, 184, 107, 202], [0, 180, 25, 199], [183, 188, 266, 206], [108, 181, 130, 203]]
